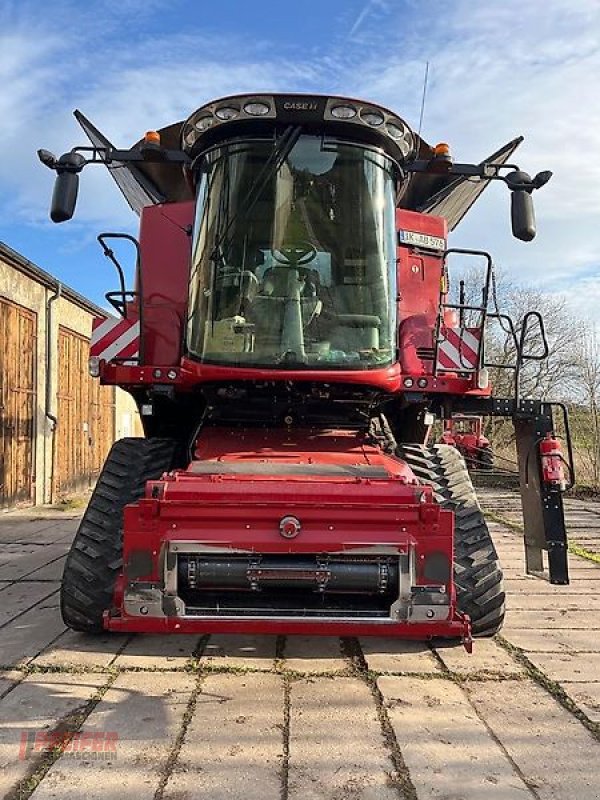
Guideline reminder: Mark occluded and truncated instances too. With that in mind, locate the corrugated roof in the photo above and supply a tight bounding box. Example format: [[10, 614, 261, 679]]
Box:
[[0, 241, 107, 318]]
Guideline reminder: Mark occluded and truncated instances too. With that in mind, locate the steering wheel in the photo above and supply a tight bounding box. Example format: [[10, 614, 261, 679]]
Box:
[[272, 241, 317, 267]]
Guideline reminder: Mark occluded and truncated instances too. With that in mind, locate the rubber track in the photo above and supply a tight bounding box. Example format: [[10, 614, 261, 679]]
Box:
[[61, 437, 177, 632], [398, 443, 505, 636]]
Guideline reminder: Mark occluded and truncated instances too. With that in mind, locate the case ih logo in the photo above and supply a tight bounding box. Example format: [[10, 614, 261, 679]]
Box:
[[19, 730, 119, 761], [90, 316, 140, 363]]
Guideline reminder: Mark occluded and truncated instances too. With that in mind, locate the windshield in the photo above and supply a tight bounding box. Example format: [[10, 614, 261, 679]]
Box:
[[187, 134, 398, 370]]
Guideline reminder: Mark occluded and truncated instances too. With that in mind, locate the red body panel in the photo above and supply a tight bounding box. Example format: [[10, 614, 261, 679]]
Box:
[[396, 210, 447, 376], [104, 428, 470, 645], [138, 202, 194, 365]]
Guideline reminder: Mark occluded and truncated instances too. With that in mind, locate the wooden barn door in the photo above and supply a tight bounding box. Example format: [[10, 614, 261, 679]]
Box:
[[55, 326, 115, 497], [0, 298, 37, 508]]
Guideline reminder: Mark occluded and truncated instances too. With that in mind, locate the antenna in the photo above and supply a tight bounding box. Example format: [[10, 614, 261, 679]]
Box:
[[417, 61, 430, 138]]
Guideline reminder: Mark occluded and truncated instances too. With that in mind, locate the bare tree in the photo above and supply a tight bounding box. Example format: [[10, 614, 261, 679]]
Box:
[[571, 324, 600, 488]]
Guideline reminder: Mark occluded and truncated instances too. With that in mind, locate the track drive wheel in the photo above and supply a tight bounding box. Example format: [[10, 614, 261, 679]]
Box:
[[479, 447, 494, 471], [397, 444, 505, 636], [61, 437, 177, 633]]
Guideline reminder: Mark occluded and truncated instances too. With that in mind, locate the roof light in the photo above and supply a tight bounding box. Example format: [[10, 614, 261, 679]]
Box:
[[434, 142, 451, 157], [244, 101, 271, 116], [331, 104, 357, 119], [215, 106, 239, 120], [361, 109, 384, 126], [386, 123, 404, 139], [195, 116, 213, 132]]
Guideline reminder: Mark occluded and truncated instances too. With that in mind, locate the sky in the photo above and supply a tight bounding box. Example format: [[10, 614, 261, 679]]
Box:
[[1, 0, 599, 317]]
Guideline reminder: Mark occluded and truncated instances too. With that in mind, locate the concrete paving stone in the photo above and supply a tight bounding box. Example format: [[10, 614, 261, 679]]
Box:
[[502, 559, 600, 572], [112, 634, 201, 668], [504, 628, 600, 653], [465, 678, 600, 799], [0, 519, 75, 544], [506, 593, 600, 611], [560, 682, 600, 723], [504, 610, 600, 629], [31, 671, 195, 800], [288, 676, 397, 800], [524, 652, 600, 683], [0, 582, 60, 627], [32, 630, 129, 669], [434, 638, 526, 676], [360, 638, 441, 674], [504, 578, 600, 594], [0, 670, 22, 699], [201, 634, 278, 671], [378, 676, 532, 799], [0, 671, 107, 798], [0, 544, 71, 581], [24, 556, 67, 582], [0, 597, 66, 667], [283, 636, 346, 673], [163, 672, 283, 800]]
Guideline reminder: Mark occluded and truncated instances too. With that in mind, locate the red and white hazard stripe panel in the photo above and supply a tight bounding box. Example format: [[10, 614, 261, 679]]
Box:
[[90, 316, 140, 363], [436, 326, 481, 372]]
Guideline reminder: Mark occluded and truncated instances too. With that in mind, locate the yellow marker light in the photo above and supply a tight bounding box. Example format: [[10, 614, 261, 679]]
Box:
[[434, 142, 450, 157], [144, 130, 161, 145]]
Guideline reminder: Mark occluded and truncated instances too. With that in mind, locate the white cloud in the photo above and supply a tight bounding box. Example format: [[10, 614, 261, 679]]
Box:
[[343, 0, 600, 297]]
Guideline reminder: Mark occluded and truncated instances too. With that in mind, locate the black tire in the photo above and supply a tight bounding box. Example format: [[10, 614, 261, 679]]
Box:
[[61, 437, 177, 633], [397, 443, 505, 636], [478, 447, 494, 471]]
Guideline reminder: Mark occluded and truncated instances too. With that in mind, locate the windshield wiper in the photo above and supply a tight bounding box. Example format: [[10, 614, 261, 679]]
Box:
[[209, 125, 303, 264]]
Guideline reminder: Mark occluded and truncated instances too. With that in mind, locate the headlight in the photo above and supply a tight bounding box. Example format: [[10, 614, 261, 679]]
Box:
[[244, 101, 271, 116], [330, 104, 357, 119], [403, 377, 414, 388], [88, 357, 100, 377]]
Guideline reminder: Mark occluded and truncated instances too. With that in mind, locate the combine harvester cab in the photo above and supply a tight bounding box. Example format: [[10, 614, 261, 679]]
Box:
[[39, 93, 573, 650]]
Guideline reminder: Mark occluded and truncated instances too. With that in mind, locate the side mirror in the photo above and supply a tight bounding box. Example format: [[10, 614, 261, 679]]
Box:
[[49, 152, 86, 223], [511, 190, 536, 242]]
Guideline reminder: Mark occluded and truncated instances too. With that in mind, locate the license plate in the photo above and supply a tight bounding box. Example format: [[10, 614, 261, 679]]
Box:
[[399, 230, 445, 251]]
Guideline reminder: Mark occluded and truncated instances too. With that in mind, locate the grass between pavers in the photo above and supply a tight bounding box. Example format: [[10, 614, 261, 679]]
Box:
[[340, 637, 418, 800], [280, 671, 291, 799], [0, 658, 533, 682], [153, 672, 204, 800], [4, 671, 119, 800], [486, 509, 600, 566], [495, 634, 600, 743]]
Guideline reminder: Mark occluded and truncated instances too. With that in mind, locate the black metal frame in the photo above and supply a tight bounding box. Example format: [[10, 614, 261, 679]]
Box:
[[434, 248, 493, 375], [97, 232, 144, 364], [447, 395, 573, 585]]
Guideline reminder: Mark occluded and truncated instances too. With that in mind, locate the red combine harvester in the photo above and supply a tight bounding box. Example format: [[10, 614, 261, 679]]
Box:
[[440, 416, 493, 471], [39, 93, 574, 649]]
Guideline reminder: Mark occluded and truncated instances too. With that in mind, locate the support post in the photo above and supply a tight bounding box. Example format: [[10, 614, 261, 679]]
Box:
[[513, 402, 569, 584]]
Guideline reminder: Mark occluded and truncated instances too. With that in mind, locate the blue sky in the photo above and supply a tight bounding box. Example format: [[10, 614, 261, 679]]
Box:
[[1, 0, 599, 315]]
